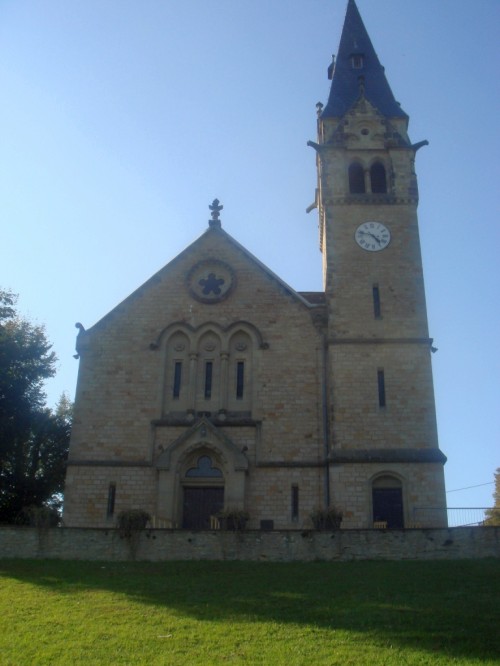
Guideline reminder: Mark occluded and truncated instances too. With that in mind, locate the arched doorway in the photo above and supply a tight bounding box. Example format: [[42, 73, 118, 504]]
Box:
[[372, 475, 404, 528], [182, 454, 224, 529]]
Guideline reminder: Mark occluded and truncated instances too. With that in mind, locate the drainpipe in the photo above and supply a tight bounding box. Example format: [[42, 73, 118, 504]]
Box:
[[322, 335, 331, 507]]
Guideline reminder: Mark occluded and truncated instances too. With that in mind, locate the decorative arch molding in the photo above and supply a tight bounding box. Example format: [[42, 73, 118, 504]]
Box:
[[150, 320, 268, 351], [347, 157, 390, 196], [369, 470, 405, 486], [156, 417, 249, 473], [157, 321, 266, 417], [155, 418, 248, 527]]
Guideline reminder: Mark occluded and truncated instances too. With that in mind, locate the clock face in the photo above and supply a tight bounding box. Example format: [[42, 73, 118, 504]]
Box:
[[355, 222, 391, 252]]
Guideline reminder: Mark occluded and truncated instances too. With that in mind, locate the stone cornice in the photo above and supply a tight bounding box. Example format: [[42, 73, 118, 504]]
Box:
[[329, 337, 433, 346], [152, 415, 260, 428], [327, 196, 419, 206], [329, 448, 447, 464], [67, 460, 151, 467], [256, 460, 326, 468]]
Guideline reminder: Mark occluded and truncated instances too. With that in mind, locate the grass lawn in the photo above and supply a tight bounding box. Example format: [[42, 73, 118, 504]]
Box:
[[0, 559, 499, 665]]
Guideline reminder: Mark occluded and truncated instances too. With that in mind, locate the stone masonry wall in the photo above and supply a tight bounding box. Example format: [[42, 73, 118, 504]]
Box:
[[1, 526, 498, 562], [64, 228, 326, 528]]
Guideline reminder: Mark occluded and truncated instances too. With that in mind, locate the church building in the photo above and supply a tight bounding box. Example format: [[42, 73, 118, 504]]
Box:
[[63, 0, 447, 530]]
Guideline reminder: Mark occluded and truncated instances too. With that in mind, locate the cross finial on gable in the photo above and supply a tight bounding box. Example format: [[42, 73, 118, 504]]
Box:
[[208, 198, 223, 228]]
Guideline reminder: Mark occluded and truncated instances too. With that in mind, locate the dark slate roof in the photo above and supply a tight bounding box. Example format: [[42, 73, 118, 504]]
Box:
[[298, 291, 326, 305], [322, 0, 407, 120]]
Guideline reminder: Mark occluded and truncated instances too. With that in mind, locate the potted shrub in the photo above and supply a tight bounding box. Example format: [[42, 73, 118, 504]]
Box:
[[310, 507, 343, 530], [116, 509, 151, 559], [116, 509, 151, 538], [217, 508, 249, 531]]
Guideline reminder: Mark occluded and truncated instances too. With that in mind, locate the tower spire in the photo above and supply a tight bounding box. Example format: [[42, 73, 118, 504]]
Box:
[[322, 0, 407, 120]]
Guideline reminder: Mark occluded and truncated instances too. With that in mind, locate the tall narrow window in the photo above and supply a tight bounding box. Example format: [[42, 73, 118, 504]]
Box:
[[236, 361, 244, 400], [204, 361, 213, 399], [377, 369, 386, 407], [373, 285, 381, 319], [349, 163, 365, 193], [106, 483, 116, 518], [370, 162, 387, 193], [291, 484, 299, 521], [229, 331, 252, 412], [164, 331, 190, 413], [173, 361, 182, 399]]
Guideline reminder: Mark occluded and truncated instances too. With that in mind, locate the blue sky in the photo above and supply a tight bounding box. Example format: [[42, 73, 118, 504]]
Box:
[[1, 0, 498, 510]]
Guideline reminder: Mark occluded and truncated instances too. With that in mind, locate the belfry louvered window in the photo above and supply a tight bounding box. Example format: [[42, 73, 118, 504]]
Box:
[[370, 162, 387, 193], [349, 163, 365, 193]]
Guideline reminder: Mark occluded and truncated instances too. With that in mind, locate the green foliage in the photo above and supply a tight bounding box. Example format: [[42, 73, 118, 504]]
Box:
[[484, 467, 500, 526], [309, 506, 343, 530], [116, 509, 151, 538], [17, 504, 60, 527], [0, 559, 499, 664], [0, 289, 71, 523], [116, 509, 151, 560], [216, 508, 249, 530]]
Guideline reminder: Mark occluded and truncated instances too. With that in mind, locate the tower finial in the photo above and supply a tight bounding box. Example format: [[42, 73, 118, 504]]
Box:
[[208, 198, 223, 228]]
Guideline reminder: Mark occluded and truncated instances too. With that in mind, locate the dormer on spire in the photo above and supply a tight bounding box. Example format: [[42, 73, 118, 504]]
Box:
[[322, 0, 407, 120]]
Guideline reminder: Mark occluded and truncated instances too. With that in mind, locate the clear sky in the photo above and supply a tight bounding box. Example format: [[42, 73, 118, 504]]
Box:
[[1, 0, 498, 511]]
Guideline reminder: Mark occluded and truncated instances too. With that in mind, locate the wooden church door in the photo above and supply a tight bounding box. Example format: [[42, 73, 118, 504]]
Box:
[[182, 487, 224, 529], [372, 488, 404, 528]]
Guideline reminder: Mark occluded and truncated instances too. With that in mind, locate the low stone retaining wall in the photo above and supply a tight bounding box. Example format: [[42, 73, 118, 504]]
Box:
[[1, 526, 499, 561]]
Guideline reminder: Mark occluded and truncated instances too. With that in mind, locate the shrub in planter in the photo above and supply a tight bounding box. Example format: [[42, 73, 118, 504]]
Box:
[[309, 507, 343, 530], [116, 509, 151, 561], [217, 509, 250, 531], [116, 509, 151, 539]]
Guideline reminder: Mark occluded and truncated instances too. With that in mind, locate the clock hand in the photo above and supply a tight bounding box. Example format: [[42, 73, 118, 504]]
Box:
[[368, 233, 381, 244]]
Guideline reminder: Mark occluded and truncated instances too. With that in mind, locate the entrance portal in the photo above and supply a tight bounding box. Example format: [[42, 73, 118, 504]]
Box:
[[182, 487, 224, 529], [372, 487, 404, 528]]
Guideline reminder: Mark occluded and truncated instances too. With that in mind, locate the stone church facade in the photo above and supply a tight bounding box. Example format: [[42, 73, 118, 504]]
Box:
[[63, 0, 447, 530]]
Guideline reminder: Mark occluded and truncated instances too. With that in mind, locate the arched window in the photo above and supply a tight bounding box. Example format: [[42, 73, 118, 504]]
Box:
[[348, 163, 365, 194], [370, 162, 387, 193], [162, 322, 260, 418], [228, 330, 252, 412], [197, 331, 222, 411], [372, 475, 403, 528], [164, 330, 190, 413]]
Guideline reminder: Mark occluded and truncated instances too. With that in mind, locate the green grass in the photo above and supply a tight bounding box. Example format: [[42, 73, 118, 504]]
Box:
[[0, 559, 499, 665]]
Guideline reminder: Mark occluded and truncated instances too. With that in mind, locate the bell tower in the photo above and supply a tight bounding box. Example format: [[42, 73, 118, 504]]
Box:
[[309, 0, 447, 528]]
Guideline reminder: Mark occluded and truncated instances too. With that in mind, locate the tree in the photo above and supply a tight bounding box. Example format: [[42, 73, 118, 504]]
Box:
[[484, 468, 500, 526], [0, 289, 71, 523]]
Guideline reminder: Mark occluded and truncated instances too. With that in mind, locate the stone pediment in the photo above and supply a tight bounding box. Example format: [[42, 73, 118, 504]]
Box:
[[155, 417, 249, 473], [78, 223, 322, 342]]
